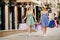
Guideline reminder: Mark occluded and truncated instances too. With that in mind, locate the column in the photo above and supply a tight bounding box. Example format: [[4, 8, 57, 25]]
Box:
[[14, 6, 18, 30], [21, 6, 24, 17], [5, 4, 8, 31]]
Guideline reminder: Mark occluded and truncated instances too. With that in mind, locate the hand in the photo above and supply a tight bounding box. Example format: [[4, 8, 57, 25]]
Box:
[[22, 19, 24, 23], [35, 20, 37, 22], [39, 20, 41, 24]]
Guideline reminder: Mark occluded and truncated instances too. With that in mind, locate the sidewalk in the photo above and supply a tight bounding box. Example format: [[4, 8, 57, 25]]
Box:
[[0, 28, 60, 40]]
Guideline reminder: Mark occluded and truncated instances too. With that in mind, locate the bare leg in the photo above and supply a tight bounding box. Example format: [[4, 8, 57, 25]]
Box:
[[28, 25, 32, 36], [28, 26, 30, 33], [42, 27, 47, 36]]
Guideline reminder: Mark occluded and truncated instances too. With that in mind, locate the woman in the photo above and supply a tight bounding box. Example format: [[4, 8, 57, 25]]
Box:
[[54, 13, 57, 27], [22, 6, 36, 36], [40, 6, 48, 36]]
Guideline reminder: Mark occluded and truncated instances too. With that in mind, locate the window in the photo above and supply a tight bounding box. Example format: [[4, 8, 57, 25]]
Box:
[[0, 7, 1, 25]]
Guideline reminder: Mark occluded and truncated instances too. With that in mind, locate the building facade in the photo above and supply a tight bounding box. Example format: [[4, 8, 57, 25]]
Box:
[[0, 0, 41, 31], [0, 0, 60, 37], [0, 0, 59, 30]]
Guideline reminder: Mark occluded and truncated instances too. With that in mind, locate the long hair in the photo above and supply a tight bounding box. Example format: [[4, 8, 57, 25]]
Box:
[[42, 6, 46, 11], [28, 7, 30, 10]]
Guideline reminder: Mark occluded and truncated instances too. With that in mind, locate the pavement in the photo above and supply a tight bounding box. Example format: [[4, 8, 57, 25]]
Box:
[[0, 27, 60, 40]]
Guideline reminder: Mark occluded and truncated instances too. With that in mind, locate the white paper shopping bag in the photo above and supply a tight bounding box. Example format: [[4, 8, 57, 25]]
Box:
[[19, 23, 28, 30]]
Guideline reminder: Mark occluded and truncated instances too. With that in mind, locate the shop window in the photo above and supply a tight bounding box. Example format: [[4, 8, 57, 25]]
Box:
[[36, 6, 41, 22], [0, 5, 5, 30], [17, 6, 22, 24], [0, 7, 1, 30], [9, 6, 15, 30], [24, 7, 27, 22]]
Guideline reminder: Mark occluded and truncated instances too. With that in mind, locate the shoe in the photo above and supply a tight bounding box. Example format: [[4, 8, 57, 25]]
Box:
[[43, 34, 46, 37], [29, 33, 31, 36]]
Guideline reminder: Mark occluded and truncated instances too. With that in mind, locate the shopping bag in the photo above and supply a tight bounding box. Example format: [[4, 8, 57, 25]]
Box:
[[35, 26, 38, 31], [34, 24, 41, 31], [19, 23, 28, 30], [48, 20, 54, 28], [54, 20, 57, 27], [37, 24, 41, 31], [33, 24, 38, 31]]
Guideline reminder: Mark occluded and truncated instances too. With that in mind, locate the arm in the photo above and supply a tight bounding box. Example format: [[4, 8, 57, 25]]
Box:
[[39, 11, 42, 23], [32, 11, 37, 22], [46, 11, 49, 18], [31, 9, 36, 21], [46, 11, 48, 17], [22, 11, 27, 22]]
